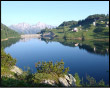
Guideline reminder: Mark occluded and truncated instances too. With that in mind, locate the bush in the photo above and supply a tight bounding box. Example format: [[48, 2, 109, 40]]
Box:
[[97, 79, 105, 87], [32, 73, 58, 83], [35, 59, 69, 76], [1, 48, 16, 68], [86, 75, 96, 86], [74, 73, 81, 86], [94, 27, 106, 33], [1, 76, 30, 87], [85, 75, 106, 87], [1, 48, 16, 76]]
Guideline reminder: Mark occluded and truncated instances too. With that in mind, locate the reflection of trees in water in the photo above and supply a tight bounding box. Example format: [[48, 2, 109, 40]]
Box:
[[93, 41, 109, 55], [41, 38, 54, 44], [66, 40, 109, 56], [1, 38, 20, 48], [41, 38, 109, 56], [79, 44, 109, 56]]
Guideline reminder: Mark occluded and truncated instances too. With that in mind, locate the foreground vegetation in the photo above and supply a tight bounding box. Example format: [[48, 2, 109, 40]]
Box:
[[1, 47, 16, 77], [1, 48, 109, 87]]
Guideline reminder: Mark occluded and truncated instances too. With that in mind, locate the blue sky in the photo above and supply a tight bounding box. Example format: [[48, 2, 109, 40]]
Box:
[[1, 1, 109, 26]]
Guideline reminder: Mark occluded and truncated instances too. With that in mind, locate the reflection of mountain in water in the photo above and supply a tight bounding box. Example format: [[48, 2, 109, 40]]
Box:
[[41, 38, 109, 56], [1, 38, 20, 48]]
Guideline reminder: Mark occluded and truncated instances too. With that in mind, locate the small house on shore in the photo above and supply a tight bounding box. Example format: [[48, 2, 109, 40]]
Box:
[[93, 22, 96, 26], [75, 43, 79, 46], [72, 28, 78, 32]]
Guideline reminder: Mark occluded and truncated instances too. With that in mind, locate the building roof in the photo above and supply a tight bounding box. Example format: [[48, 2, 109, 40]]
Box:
[[74, 28, 78, 30]]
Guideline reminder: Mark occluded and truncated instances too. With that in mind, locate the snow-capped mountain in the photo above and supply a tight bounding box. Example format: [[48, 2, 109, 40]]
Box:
[[9, 22, 56, 34]]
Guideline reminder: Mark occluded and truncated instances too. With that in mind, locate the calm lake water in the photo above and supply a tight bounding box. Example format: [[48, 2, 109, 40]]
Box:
[[2, 38, 109, 84]]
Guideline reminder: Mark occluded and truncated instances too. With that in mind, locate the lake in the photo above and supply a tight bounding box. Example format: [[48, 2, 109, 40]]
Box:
[[1, 37, 109, 85]]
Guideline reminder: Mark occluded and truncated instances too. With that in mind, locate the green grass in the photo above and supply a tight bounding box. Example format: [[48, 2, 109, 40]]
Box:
[[32, 73, 59, 84], [51, 25, 109, 40]]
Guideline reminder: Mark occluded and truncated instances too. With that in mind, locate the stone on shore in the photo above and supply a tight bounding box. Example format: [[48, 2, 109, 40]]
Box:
[[58, 74, 76, 87], [10, 66, 23, 75]]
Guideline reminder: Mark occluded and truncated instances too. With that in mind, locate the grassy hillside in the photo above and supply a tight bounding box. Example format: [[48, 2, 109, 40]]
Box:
[[1, 23, 20, 39], [41, 14, 109, 40]]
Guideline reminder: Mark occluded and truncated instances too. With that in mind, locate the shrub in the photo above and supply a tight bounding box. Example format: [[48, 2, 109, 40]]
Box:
[[97, 79, 105, 87], [74, 73, 81, 86], [94, 27, 106, 33], [32, 73, 57, 83], [1, 48, 16, 76], [85, 75, 107, 87], [35, 59, 69, 76], [1, 76, 29, 87], [1, 48, 16, 68], [86, 74, 96, 86]]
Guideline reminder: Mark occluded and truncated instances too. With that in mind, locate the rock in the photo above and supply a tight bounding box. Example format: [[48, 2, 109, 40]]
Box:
[[59, 77, 70, 86], [42, 32, 55, 38], [1, 66, 22, 78], [65, 75, 70, 81], [40, 79, 56, 86], [58, 74, 76, 87], [1, 74, 14, 78], [10, 66, 23, 75], [68, 74, 76, 86]]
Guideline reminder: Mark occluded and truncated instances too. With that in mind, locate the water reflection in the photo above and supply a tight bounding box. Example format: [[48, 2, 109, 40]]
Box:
[[1, 37, 109, 56], [2, 37, 109, 84], [19, 37, 41, 42], [41, 38, 109, 56], [1, 38, 20, 48]]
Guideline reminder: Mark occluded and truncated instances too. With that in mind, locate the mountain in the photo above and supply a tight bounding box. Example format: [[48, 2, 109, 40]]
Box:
[[1, 23, 20, 39], [9, 22, 56, 34]]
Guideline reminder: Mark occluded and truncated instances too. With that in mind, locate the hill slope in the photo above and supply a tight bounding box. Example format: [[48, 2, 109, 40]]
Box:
[[1, 23, 20, 39], [41, 14, 109, 40]]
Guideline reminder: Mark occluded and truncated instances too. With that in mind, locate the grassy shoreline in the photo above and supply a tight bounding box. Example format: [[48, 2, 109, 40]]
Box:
[[1, 36, 21, 41]]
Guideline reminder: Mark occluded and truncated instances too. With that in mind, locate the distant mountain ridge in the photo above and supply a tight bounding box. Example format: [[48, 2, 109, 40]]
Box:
[[9, 22, 56, 34]]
